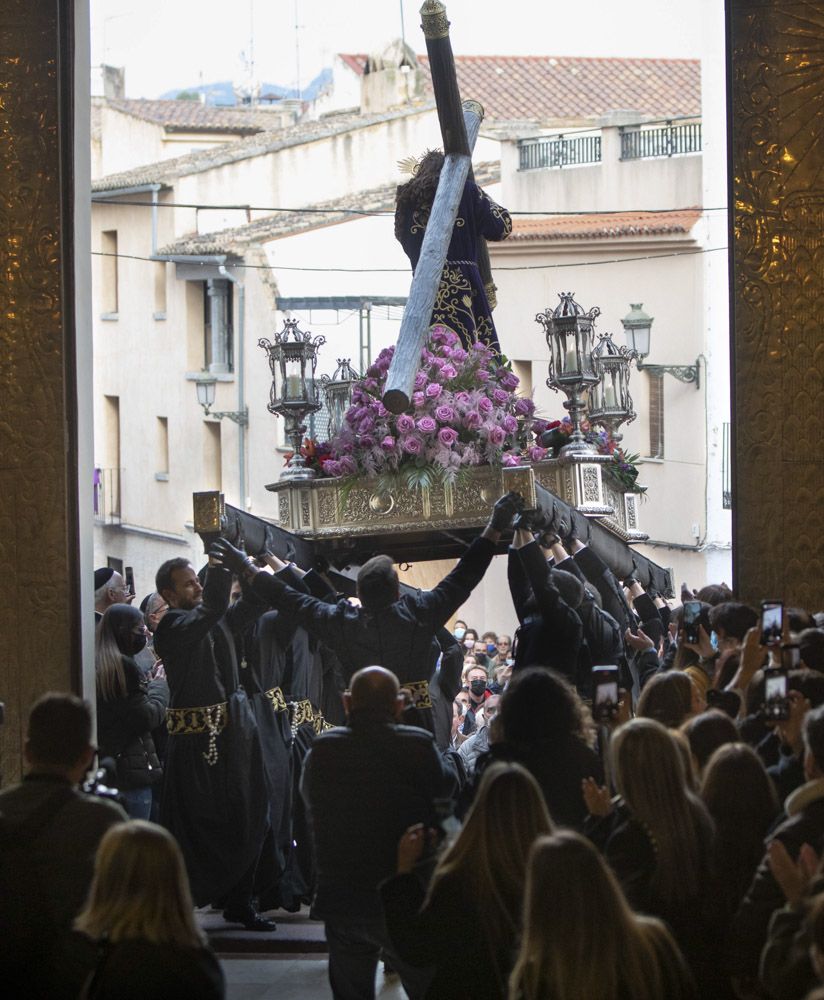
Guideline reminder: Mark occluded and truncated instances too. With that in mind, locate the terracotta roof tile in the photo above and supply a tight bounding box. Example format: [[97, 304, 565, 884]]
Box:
[[105, 98, 284, 134], [507, 209, 702, 242], [343, 53, 700, 123]]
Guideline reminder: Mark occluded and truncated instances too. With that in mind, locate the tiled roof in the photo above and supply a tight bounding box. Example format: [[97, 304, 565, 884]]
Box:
[[158, 162, 501, 255], [506, 209, 702, 242], [343, 53, 700, 123], [105, 98, 284, 134], [92, 104, 434, 192]]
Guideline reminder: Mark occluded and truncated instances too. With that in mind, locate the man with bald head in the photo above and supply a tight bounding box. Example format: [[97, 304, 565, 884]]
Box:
[[301, 665, 455, 999]]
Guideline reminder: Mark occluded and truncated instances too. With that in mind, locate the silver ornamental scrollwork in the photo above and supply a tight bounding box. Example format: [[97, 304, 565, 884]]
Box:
[[583, 467, 601, 503]]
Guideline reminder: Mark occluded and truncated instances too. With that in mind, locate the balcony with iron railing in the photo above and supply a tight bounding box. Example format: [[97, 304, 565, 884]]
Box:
[[94, 467, 122, 524], [620, 121, 702, 160], [517, 120, 701, 172], [518, 133, 602, 171]]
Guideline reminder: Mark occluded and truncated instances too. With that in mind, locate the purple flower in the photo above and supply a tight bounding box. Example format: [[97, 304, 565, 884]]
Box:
[[449, 347, 468, 365], [529, 446, 549, 462], [338, 455, 358, 476], [357, 417, 374, 436], [396, 413, 416, 434], [502, 414, 519, 434], [417, 416, 437, 434], [514, 398, 535, 416], [425, 382, 443, 399], [492, 387, 509, 405], [414, 371, 427, 390], [502, 453, 521, 467], [401, 435, 424, 455], [360, 435, 375, 449], [476, 369, 490, 382], [440, 363, 457, 380], [380, 435, 396, 451], [453, 390, 471, 406], [363, 378, 379, 392], [438, 427, 459, 447], [463, 410, 482, 429], [500, 371, 520, 390], [321, 459, 342, 477], [488, 426, 506, 446], [478, 397, 493, 414], [434, 404, 455, 424], [412, 391, 425, 408], [430, 357, 445, 371]]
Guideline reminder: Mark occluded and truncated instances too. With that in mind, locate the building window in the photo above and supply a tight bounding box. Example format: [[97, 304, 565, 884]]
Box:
[[203, 279, 233, 373], [722, 421, 732, 509], [647, 372, 665, 458], [153, 261, 167, 318], [155, 416, 169, 480], [203, 421, 222, 491], [100, 230, 118, 316], [106, 556, 123, 575]]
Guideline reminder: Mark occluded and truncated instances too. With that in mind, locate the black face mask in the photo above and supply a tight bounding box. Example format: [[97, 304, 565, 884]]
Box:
[[469, 679, 487, 697], [129, 633, 147, 656]]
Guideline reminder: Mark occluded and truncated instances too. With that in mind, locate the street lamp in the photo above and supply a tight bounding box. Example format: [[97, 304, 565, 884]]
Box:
[[536, 291, 601, 455], [194, 373, 249, 425], [588, 333, 637, 442], [621, 303, 700, 389], [258, 318, 326, 480], [321, 358, 361, 439]]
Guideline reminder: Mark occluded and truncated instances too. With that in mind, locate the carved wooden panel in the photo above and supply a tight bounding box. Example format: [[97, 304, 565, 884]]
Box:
[[731, 1, 824, 609], [0, 1, 80, 782]]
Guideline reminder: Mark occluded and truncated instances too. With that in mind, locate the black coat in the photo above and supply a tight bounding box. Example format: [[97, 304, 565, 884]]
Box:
[[381, 869, 514, 999], [96, 657, 168, 789], [301, 718, 457, 920]]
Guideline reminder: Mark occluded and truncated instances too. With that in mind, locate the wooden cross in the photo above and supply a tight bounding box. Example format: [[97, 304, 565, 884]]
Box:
[[383, 0, 490, 414]]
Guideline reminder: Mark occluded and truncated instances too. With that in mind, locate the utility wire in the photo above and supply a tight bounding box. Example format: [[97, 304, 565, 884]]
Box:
[[91, 197, 726, 217], [92, 245, 728, 273]]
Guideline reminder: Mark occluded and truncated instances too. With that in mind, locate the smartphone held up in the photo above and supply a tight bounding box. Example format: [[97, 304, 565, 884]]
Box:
[[592, 665, 620, 724]]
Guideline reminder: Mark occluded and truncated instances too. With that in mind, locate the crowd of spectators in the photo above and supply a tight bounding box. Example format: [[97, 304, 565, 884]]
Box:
[[8, 497, 824, 1000]]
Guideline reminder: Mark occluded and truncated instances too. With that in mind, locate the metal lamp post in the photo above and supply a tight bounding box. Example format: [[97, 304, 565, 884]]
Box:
[[536, 291, 601, 455], [321, 358, 361, 439], [588, 332, 637, 442], [258, 318, 326, 480]]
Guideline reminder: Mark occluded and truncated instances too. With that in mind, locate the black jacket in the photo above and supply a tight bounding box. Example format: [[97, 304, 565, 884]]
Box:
[[301, 717, 457, 920], [381, 868, 514, 999], [96, 657, 168, 789]]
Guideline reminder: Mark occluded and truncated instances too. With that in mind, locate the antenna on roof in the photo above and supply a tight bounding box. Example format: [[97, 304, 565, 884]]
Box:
[[294, 0, 302, 101], [399, 0, 407, 51]]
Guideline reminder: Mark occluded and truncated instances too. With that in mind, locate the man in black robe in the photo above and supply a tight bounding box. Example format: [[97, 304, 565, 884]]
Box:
[[209, 492, 523, 735], [153, 556, 274, 930]]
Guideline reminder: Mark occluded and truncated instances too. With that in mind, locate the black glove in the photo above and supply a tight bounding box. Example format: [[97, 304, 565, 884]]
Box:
[[490, 491, 523, 532], [209, 537, 251, 575], [513, 509, 536, 533]]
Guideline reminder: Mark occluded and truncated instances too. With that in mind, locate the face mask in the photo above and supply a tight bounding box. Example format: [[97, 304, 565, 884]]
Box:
[[469, 679, 487, 696], [454, 628, 466, 641], [464, 638, 474, 649], [710, 630, 719, 651], [486, 643, 497, 655], [129, 633, 147, 655]]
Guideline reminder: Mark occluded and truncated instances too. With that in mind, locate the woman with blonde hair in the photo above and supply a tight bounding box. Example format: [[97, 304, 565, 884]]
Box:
[[584, 717, 716, 990], [380, 762, 554, 998], [61, 821, 224, 998], [509, 830, 695, 1000]]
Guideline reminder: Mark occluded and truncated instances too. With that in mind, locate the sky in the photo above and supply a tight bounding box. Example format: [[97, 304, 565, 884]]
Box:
[[90, 0, 709, 100]]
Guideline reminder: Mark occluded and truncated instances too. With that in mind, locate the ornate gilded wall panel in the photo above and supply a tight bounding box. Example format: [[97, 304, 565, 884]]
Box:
[[0, 1, 79, 781], [731, 1, 824, 608]]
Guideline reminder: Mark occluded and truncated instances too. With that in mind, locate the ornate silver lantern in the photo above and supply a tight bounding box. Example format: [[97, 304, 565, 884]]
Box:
[[536, 292, 601, 455], [321, 358, 361, 439], [258, 318, 326, 480], [588, 332, 637, 442]]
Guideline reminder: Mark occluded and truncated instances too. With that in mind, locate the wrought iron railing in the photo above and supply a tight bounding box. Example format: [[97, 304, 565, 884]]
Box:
[[94, 467, 122, 523], [518, 134, 602, 171], [620, 122, 702, 160]]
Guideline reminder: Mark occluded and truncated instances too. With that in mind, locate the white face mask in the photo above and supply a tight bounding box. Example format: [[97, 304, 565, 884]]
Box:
[[454, 627, 466, 640]]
